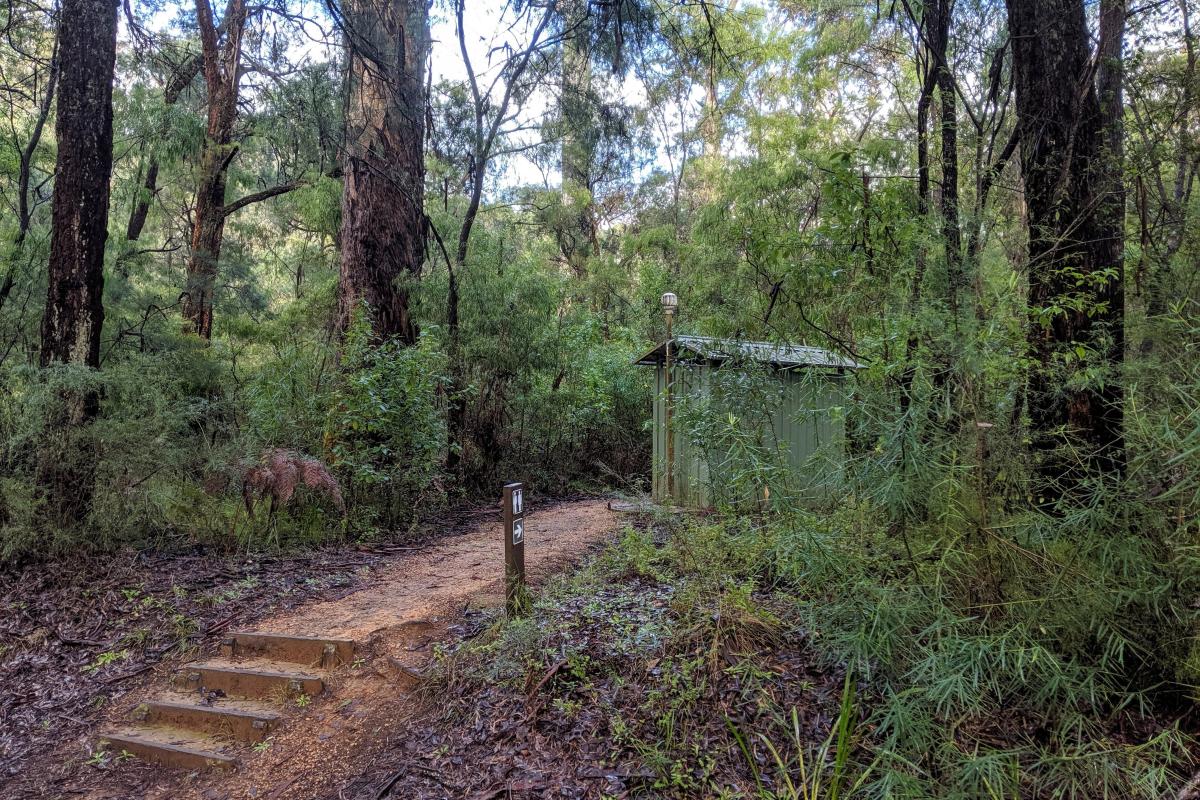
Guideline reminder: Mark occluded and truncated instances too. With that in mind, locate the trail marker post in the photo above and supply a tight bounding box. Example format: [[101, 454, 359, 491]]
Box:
[[502, 482, 526, 617]]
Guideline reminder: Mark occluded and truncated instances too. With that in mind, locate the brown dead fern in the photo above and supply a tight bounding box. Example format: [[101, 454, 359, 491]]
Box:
[[242, 449, 347, 521]]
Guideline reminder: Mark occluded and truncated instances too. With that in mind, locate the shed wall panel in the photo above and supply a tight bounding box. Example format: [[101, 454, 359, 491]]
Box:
[[651, 361, 849, 509]]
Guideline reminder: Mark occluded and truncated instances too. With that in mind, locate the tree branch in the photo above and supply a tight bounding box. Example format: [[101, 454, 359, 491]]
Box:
[[220, 180, 304, 217]]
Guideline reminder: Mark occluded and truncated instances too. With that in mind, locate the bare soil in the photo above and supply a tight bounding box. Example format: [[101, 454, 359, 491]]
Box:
[[37, 497, 619, 800], [1, 539, 387, 797]]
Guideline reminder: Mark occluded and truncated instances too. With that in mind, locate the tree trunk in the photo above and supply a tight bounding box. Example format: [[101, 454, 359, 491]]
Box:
[[0, 41, 58, 316], [926, 0, 962, 430], [1006, 0, 1126, 496], [559, 0, 597, 280], [125, 160, 159, 242], [697, 0, 737, 202], [1141, 0, 1194, 348], [446, 0, 554, 479], [37, 0, 119, 527], [333, 0, 429, 343], [933, 0, 962, 326], [897, 49, 936, 430], [182, 0, 247, 339], [127, 53, 204, 242]]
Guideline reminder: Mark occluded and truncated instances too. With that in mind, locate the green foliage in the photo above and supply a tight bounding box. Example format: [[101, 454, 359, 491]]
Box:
[[754, 486, 1197, 800], [0, 346, 244, 557], [675, 363, 800, 510], [432, 478, 1194, 797], [0, 2, 1196, 794], [326, 310, 448, 528], [728, 676, 870, 800], [419, 204, 651, 492]]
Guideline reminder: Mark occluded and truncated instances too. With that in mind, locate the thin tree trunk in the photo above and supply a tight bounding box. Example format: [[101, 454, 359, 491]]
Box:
[[182, 0, 247, 339], [1006, 0, 1126, 496], [127, 53, 204, 242], [1140, 0, 1192, 348], [933, 0, 962, 326], [697, 0, 736, 203], [1095, 0, 1127, 466], [559, 0, 597, 279], [17, 44, 58, 248], [0, 41, 58, 316], [36, 0, 120, 527], [446, 1, 554, 478], [897, 16, 938, 429], [965, 126, 1018, 269], [333, 0, 429, 343], [928, 0, 963, 431], [125, 160, 159, 242]]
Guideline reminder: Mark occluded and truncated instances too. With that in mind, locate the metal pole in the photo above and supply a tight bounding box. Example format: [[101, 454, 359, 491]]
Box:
[[664, 312, 673, 504]]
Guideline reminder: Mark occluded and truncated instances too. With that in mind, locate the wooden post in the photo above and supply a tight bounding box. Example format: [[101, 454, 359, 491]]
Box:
[[664, 313, 673, 503], [502, 482, 526, 617], [660, 291, 678, 504]]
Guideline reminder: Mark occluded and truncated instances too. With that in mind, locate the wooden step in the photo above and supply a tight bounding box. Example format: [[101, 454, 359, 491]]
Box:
[[133, 697, 279, 742], [97, 726, 236, 770], [221, 631, 355, 668], [172, 661, 323, 700]]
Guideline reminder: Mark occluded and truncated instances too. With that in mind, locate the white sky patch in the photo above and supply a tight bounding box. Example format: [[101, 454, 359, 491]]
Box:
[[125, 1, 731, 193]]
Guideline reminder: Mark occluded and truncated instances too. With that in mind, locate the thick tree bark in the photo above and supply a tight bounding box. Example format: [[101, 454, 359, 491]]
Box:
[[182, 0, 247, 339], [37, 0, 119, 526], [333, 0, 429, 343], [1006, 0, 1126, 495]]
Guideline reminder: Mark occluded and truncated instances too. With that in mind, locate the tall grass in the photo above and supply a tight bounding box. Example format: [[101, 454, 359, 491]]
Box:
[[669, 344, 1199, 797]]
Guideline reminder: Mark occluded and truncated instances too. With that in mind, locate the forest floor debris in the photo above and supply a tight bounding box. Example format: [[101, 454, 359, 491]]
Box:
[[348, 578, 846, 799], [14, 497, 617, 799], [0, 540, 385, 794]]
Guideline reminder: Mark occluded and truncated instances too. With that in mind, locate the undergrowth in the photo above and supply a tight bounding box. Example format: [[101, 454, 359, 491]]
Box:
[[430, 510, 1196, 799]]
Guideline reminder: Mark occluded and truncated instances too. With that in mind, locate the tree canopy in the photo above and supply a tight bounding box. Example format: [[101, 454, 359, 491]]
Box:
[[1, 0, 1198, 795]]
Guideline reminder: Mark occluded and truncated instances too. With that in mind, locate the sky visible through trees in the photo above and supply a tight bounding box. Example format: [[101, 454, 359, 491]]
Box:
[[0, 0, 1198, 796]]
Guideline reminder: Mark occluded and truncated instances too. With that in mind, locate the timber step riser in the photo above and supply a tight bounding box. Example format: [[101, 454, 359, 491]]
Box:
[[135, 701, 279, 743], [221, 632, 355, 668], [98, 733, 236, 770], [98, 632, 355, 770], [172, 665, 324, 700]]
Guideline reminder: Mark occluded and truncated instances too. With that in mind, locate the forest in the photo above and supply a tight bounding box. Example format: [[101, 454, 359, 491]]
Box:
[[0, 0, 1198, 798]]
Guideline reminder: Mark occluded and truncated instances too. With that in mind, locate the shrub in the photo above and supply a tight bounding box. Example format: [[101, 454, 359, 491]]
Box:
[[324, 312, 448, 530]]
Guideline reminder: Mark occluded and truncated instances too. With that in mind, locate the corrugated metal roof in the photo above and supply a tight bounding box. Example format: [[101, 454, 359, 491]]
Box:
[[634, 335, 864, 370]]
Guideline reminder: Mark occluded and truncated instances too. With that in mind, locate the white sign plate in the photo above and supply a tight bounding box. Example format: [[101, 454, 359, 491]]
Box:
[[512, 489, 523, 515]]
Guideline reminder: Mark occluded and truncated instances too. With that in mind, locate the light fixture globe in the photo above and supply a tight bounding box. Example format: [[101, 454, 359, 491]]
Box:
[[660, 291, 679, 315]]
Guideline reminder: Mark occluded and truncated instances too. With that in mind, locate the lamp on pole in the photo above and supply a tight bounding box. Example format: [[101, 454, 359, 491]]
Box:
[[661, 292, 679, 503]]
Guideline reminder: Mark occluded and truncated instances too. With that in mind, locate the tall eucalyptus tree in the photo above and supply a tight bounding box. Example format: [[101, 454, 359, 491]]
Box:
[[37, 0, 119, 525], [1005, 0, 1127, 493], [332, 0, 430, 343]]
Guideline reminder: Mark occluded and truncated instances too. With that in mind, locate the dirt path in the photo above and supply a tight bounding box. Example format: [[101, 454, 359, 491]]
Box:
[[268, 498, 615, 641], [77, 498, 620, 800]]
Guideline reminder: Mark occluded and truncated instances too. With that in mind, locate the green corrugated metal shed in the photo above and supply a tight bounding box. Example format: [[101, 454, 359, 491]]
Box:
[[634, 335, 864, 508]]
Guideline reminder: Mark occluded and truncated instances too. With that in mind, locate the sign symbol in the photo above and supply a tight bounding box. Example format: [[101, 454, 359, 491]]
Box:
[[512, 519, 524, 546], [512, 489, 523, 514]]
